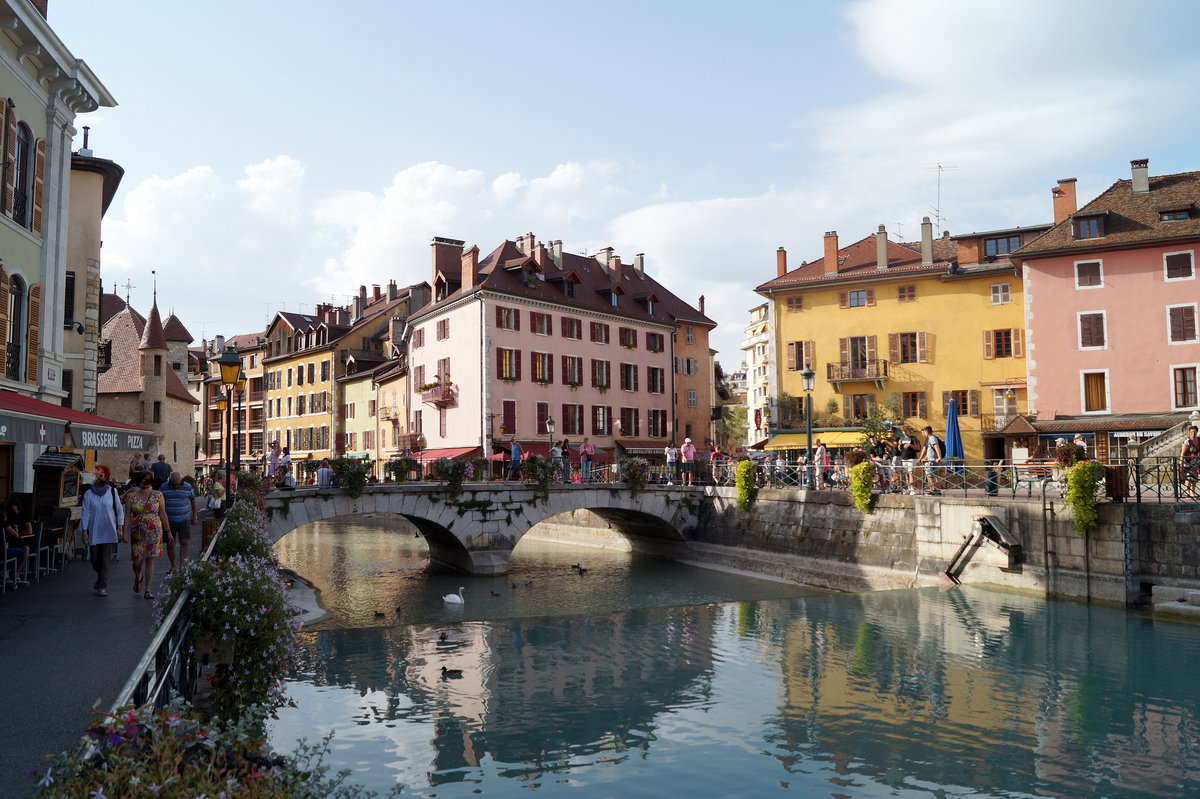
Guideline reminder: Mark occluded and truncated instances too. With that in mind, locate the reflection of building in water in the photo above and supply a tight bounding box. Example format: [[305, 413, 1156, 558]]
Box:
[[292, 603, 720, 786], [773, 587, 1200, 798]]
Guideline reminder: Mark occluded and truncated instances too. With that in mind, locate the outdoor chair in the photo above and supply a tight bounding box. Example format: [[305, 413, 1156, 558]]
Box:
[[21, 521, 44, 583], [39, 509, 70, 573], [1, 543, 18, 593]]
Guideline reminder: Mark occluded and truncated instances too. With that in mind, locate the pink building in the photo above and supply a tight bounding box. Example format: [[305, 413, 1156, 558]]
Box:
[[1018, 159, 1200, 460], [405, 234, 714, 465]]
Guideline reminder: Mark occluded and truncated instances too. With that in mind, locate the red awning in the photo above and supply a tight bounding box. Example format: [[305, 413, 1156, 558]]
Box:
[[0, 390, 152, 449], [415, 446, 479, 461]]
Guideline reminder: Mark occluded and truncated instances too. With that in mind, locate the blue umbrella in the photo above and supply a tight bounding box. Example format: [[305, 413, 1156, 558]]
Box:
[[944, 398, 964, 464]]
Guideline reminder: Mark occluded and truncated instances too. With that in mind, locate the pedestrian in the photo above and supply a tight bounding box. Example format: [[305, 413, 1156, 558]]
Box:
[[1180, 424, 1200, 500], [279, 446, 292, 486], [898, 427, 921, 494], [680, 437, 697, 486], [580, 437, 595, 482], [122, 470, 171, 600], [159, 471, 197, 575], [268, 441, 282, 484], [508, 437, 523, 480], [150, 454, 172, 486], [664, 441, 679, 485], [2, 498, 33, 585], [558, 439, 572, 483], [774, 451, 787, 487], [316, 458, 334, 488], [550, 439, 563, 480], [710, 444, 723, 485], [920, 426, 944, 495], [814, 440, 830, 487], [79, 465, 124, 597]]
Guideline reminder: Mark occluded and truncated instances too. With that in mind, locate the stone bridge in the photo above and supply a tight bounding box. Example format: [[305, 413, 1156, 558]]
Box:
[[262, 482, 707, 574]]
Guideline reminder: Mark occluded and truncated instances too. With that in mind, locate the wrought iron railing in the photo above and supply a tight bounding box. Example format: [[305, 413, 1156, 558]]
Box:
[[826, 360, 889, 382], [5, 342, 19, 380]]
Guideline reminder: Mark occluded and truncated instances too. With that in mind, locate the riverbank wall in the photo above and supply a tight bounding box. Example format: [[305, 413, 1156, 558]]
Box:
[[531, 488, 1200, 606]]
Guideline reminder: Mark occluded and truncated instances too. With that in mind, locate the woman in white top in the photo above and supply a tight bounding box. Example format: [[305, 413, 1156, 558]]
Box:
[[664, 443, 679, 485]]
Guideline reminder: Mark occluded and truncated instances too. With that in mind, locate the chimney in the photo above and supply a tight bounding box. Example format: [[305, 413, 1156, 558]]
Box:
[[634, 253, 645, 272], [387, 280, 399, 301], [214, 334, 225, 353], [823, 231, 839, 275], [920, 216, 933, 266], [461, 245, 479, 290], [390, 316, 404, 346], [372, 284, 381, 301], [875, 225, 888, 270], [335, 308, 349, 326], [1131, 158, 1150, 193], [699, 295, 706, 315], [430, 236, 466, 286], [515, 232, 535, 254], [610, 254, 622, 281], [352, 295, 363, 321], [1052, 178, 1078, 223], [550, 240, 563, 266], [776, 247, 787, 277], [596, 246, 614, 267]]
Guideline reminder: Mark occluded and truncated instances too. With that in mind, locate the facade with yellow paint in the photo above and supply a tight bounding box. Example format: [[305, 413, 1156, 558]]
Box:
[[757, 218, 1048, 460]]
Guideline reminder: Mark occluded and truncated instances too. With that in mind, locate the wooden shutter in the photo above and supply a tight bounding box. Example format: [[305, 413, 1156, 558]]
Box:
[[633, 365, 639, 392], [0, 268, 8, 355], [865, 335, 877, 367], [942, 390, 951, 415], [1170, 306, 1196, 342], [514, 309, 521, 331], [917, 331, 929, 363], [968, 390, 979, 417], [547, 353, 554, 383], [2, 101, 14, 216], [503, 399, 516, 433], [30, 138, 44, 235], [888, 333, 899, 363], [495, 306, 503, 328], [839, 292, 848, 309], [842, 395, 851, 419], [839, 337, 849, 367], [25, 283, 39, 383], [1012, 328, 1024, 357], [515, 349, 522, 380], [865, 288, 875, 307], [787, 342, 797, 371], [917, 391, 927, 419], [983, 330, 995, 359], [496, 348, 505, 378], [591, 359, 598, 387], [803, 341, 815, 370]]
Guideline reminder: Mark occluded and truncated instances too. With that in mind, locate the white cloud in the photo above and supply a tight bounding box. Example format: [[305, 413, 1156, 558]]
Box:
[[236, 155, 305, 222]]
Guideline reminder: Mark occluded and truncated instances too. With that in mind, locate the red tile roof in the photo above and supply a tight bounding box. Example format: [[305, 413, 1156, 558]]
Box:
[[1018, 170, 1200, 258], [99, 307, 199, 404], [100, 292, 141, 328], [139, 303, 168, 350], [755, 234, 958, 292], [162, 313, 193, 343]]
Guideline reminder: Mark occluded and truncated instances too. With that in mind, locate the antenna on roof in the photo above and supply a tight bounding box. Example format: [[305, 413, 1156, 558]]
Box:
[[925, 162, 958, 232], [151, 270, 157, 305], [893, 221, 905, 239]]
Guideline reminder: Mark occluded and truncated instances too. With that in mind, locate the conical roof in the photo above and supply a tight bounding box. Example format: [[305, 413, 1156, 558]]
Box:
[[139, 302, 168, 351]]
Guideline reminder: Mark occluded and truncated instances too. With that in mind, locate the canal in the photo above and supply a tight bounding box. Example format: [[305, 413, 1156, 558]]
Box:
[[271, 516, 1200, 798]]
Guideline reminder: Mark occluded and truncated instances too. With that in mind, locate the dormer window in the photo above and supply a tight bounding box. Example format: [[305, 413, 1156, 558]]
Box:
[[1161, 208, 1191, 222], [610, 291, 619, 307], [984, 235, 1020, 258], [1072, 215, 1105, 240]]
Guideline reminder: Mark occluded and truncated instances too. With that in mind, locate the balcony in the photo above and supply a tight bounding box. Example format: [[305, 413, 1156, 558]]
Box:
[[826, 360, 889, 390], [420, 383, 456, 406], [395, 433, 422, 450], [379, 405, 399, 421]]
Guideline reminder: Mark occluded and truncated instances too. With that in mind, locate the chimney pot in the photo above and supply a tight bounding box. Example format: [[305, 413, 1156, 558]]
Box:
[[634, 253, 645, 272], [823, 231, 839, 275], [776, 247, 787, 278], [1131, 158, 1150, 193]]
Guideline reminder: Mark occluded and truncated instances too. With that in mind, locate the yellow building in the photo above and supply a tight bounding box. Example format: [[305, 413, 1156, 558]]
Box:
[[757, 218, 1048, 460]]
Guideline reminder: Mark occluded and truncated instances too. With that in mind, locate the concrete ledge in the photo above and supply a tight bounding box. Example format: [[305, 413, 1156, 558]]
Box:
[[1154, 601, 1200, 621]]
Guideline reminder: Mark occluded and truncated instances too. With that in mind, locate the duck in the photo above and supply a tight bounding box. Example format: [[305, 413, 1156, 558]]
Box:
[[577, 568, 588, 576], [570, 563, 581, 571], [373, 610, 386, 618], [438, 632, 447, 642], [441, 666, 463, 679], [511, 583, 518, 590], [490, 590, 501, 597], [443, 586, 466, 605]]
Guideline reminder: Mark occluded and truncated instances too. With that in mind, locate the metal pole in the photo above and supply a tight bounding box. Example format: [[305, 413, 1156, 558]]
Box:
[[234, 390, 242, 479], [805, 394, 813, 490], [224, 401, 232, 509]]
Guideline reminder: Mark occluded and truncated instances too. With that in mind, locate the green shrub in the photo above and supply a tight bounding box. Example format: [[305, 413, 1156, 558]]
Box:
[[618, 456, 651, 496], [521, 455, 554, 501], [1064, 459, 1104, 534], [383, 457, 419, 482], [212, 494, 275, 561], [735, 460, 758, 511], [433, 457, 477, 499], [848, 461, 876, 514], [329, 457, 369, 498]]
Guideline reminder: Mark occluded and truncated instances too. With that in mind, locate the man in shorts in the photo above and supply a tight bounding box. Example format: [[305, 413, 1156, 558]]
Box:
[[897, 427, 922, 494], [867, 434, 892, 490], [680, 437, 697, 486], [920, 426, 944, 495], [160, 471, 198, 574]]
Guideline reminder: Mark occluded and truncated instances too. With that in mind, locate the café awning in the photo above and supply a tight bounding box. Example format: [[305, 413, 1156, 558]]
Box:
[[0, 390, 152, 450], [765, 431, 863, 450], [415, 446, 479, 461]]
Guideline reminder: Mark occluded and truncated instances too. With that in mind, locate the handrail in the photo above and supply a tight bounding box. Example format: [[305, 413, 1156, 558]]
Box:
[[109, 517, 225, 713]]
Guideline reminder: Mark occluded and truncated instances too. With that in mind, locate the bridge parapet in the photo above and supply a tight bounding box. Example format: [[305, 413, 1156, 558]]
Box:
[[263, 482, 706, 575]]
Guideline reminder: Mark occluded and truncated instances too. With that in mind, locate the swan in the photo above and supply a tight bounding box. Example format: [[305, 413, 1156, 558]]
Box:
[[443, 586, 466, 605]]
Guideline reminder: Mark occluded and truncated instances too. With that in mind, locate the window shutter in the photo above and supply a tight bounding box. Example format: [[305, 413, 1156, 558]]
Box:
[[514, 310, 521, 332], [548, 354, 554, 383], [866, 335, 877, 365], [968, 390, 979, 417], [591, 359, 598, 387], [25, 283, 39, 383], [515, 350, 522, 380], [983, 330, 995, 359], [865, 288, 875, 306], [1012, 328, 1024, 357], [31, 138, 44, 235], [803, 341, 815, 369], [917, 331, 928, 363], [917, 391, 927, 419], [839, 337, 849, 365], [842, 395, 851, 419], [888, 333, 899, 363], [2, 101, 14, 216], [839, 291, 848, 309], [787, 342, 797, 371], [633, 365, 639, 392], [0, 268, 9, 355], [495, 306, 503, 328], [942, 391, 951, 415]]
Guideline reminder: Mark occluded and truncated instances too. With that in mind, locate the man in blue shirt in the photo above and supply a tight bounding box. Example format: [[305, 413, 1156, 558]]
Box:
[[509, 437, 522, 480], [159, 471, 197, 574]]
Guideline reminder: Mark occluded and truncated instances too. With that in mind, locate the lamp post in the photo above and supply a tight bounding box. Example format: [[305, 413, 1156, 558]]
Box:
[[215, 392, 229, 504], [217, 346, 242, 507], [234, 370, 247, 479], [801, 365, 815, 490], [546, 416, 556, 472]]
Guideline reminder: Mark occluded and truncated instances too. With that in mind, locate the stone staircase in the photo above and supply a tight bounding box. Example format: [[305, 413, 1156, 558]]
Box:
[[1130, 411, 1200, 459]]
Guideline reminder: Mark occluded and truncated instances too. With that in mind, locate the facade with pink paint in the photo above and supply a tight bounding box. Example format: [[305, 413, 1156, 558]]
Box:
[[1018, 159, 1200, 457], [405, 234, 715, 463]]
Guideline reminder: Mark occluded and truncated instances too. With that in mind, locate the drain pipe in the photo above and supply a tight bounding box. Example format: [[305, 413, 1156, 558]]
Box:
[[1041, 477, 1053, 599]]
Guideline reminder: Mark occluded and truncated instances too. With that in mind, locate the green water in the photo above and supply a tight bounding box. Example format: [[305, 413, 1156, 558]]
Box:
[[271, 517, 1200, 798]]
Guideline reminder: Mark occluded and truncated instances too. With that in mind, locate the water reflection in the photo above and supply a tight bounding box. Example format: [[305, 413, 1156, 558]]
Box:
[[272, 519, 1200, 798]]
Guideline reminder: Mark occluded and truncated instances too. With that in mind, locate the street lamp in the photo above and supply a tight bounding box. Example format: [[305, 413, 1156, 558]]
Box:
[[217, 346, 241, 507], [215, 392, 230, 505], [546, 416, 556, 468], [801, 364, 815, 490], [234, 370, 247, 478]]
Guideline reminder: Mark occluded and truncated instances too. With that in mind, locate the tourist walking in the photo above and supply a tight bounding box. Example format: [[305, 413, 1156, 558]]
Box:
[[680, 438, 697, 486], [268, 441, 282, 484], [664, 442, 679, 485], [580, 437, 595, 482], [508, 437, 523, 481], [79, 465, 124, 597], [897, 427, 921, 494], [1181, 424, 1200, 500], [814, 440, 830, 487], [122, 471, 171, 599], [920, 426, 944, 495], [160, 471, 198, 573], [150, 454, 172, 486]]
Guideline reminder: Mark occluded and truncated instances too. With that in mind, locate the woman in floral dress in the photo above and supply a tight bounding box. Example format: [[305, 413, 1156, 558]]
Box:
[[121, 470, 172, 599]]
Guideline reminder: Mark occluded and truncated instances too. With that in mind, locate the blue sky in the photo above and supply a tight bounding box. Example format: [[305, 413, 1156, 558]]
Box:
[[51, 0, 1200, 364]]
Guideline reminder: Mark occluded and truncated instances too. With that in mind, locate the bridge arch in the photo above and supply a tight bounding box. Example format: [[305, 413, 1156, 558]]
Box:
[[263, 483, 705, 575]]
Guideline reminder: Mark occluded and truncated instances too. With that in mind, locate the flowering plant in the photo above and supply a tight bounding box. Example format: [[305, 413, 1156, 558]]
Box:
[[212, 494, 275, 561], [521, 455, 555, 501], [36, 701, 394, 798], [434, 457, 475, 499], [618, 456, 651, 495], [329, 456, 370, 498], [384, 457, 419, 482]]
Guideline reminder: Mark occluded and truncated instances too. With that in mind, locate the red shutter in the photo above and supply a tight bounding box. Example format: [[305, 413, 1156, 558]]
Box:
[[839, 292, 848, 309], [514, 310, 521, 332], [591, 359, 598, 387], [633, 365, 639, 392], [548, 354, 554, 383], [495, 306, 503, 328]]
